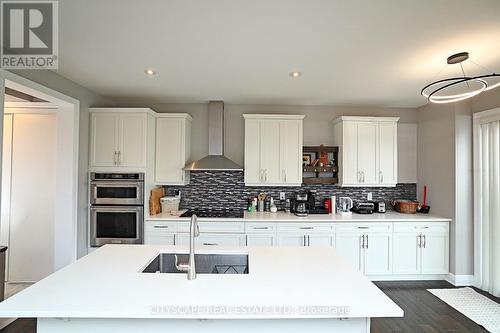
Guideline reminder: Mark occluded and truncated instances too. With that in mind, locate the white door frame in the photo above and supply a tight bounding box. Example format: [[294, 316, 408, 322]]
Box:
[[0, 69, 80, 271]]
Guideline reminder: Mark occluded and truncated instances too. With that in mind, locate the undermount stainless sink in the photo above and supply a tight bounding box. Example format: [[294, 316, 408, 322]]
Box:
[[142, 253, 249, 274]]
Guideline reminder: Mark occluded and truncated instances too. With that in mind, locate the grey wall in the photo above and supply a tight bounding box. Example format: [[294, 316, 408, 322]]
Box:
[[121, 102, 418, 183], [416, 88, 500, 277], [8, 70, 114, 258]]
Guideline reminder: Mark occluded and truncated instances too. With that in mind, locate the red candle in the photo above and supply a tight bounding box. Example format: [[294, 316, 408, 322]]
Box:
[[423, 186, 427, 206]]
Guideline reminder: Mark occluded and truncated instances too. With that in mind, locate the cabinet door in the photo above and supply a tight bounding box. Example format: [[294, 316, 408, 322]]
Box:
[[307, 234, 333, 247], [335, 232, 363, 272], [119, 113, 147, 168], [155, 118, 184, 184], [260, 120, 281, 184], [280, 120, 302, 184], [392, 232, 421, 274], [357, 122, 378, 184], [175, 234, 246, 247], [244, 119, 262, 184], [364, 233, 392, 275], [378, 122, 397, 185], [342, 122, 359, 184], [90, 113, 118, 167], [421, 233, 449, 274], [246, 234, 276, 247], [277, 234, 306, 246], [145, 233, 176, 245]]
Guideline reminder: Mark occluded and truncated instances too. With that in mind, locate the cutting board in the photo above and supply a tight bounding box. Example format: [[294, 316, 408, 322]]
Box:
[[149, 187, 165, 215]]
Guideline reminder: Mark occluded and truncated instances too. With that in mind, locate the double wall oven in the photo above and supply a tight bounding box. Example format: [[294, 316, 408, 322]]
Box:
[[89, 173, 144, 246]]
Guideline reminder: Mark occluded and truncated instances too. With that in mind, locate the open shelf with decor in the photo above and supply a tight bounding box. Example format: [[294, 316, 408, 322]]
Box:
[[302, 145, 338, 185]]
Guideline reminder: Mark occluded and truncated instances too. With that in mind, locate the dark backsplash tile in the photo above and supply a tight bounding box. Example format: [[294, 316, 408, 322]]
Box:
[[164, 171, 417, 211]]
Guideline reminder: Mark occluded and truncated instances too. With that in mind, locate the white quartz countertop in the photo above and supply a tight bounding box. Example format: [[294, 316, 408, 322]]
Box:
[[0, 245, 403, 319], [147, 210, 451, 223]]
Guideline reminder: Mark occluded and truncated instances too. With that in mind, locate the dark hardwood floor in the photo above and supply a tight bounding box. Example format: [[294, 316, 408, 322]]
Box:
[[372, 281, 500, 333], [1, 281, 498, 333]]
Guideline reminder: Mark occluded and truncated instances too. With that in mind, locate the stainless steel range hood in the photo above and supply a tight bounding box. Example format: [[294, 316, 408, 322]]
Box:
[[184, 101, 243, 171]]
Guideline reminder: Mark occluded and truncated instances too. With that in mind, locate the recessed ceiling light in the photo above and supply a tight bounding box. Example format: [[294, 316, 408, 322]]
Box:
[[144, 69, 156, 76], [289, 71, 302, 78]]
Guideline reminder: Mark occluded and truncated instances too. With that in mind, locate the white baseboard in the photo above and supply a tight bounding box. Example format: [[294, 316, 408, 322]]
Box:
[[369, 274, 448, 281], [446, 273, 475, 286]]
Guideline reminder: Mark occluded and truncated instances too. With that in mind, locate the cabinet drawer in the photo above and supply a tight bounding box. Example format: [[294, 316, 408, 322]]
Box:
[[393, 222, 448, 233], [176, 233, 246, 247], [245, 223, 276, 233], [178, 221, 245, 234], [277, 223, 333, 233], [336, 223, 392, 233], [145, 221, 178, 234]]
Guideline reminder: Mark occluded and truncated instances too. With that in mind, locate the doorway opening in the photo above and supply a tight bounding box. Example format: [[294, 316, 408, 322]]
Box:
[[0, 71, 80, 284]]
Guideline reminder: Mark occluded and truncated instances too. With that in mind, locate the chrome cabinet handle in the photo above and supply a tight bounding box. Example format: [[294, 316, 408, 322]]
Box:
[[299, 227, 313, 230], [303, 235, 306, 246], [113, 151, 118, 165], [379, 171, 383, 183], [307, 235, 310, 246], [118, 151, 121, 165], [362, 171, 365, 183], [422, 235, 426, 248], [153, 225, 169, 229], [173, 234, 176, 245], [358, 171, 362, 183], [253, 227, 269, 230], [282, 169, 287, 182], [365, 234, 369, 249], [202, 242, 218, 246], [264, 169, 268, 182], [417, 234, 421, 248], [357, 226, 369, 229], [245, 235, 248, 246], [361, 235, 365, 249]]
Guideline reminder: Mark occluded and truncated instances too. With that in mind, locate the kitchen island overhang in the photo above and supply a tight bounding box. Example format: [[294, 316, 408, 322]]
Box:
[[0, 245, 403, 333]]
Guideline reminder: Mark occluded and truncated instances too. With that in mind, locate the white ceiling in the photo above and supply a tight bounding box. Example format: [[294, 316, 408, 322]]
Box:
[[56, 0, 500, 107]]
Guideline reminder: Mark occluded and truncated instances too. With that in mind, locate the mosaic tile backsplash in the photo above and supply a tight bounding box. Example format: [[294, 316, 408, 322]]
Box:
[[164, 171, 417, 211]]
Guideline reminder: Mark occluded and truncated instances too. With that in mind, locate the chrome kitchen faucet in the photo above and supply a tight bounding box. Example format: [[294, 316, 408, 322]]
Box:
[[175, 215, 199, 280]]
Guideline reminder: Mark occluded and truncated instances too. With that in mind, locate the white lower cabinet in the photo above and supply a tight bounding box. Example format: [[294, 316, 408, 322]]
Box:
[[176, 233, 246, 247], [144, 220, 450, 279], [335, 223, 392, 275], [145, 222, 177, 245], [246, 234, 276, 246], [276, 223, 334, 247], [392, 223, 449, 275]]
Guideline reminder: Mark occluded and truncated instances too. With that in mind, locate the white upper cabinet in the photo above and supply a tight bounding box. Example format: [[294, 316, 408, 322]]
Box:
[[243, 114, 304, 186], [90, 108, 154, 170], [155, 114, 192, 185], [333, 116, 399, 187]]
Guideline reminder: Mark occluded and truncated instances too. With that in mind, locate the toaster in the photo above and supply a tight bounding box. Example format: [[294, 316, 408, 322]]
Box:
[[351, 202, 374, 214]]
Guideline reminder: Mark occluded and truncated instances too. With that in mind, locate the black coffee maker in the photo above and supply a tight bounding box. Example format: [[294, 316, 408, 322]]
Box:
[[291, 192, 309, 217]]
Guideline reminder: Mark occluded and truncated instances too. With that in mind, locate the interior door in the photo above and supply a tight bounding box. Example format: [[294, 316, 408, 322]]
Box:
[[260, 120, 281, 184], [8, 114, 57, 282], [364, 233, 392, 275], [378, 122, 397, 185], [357, 122, 378, 184], [119, 113, 146, 168], [244, 119, 261, 184], [421, 233, 449, 274], [279, 120, 302, 184], [342, 122, 359, 184], [91, 113, 118, 167], [392, 232, 421, 274], [335, 232, 363, 272]]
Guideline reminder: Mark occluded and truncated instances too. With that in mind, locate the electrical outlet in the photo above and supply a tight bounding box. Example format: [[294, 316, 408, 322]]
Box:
[[280, 192, 286, 200], [367, 192, 373, 201]]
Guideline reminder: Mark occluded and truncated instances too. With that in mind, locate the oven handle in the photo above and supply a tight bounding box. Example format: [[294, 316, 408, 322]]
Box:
[[90, 182, 144, 187], [90, 206, 144, 213]]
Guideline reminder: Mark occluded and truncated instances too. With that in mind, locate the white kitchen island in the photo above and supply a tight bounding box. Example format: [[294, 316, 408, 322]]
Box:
[[0, 245, 403, 333]]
